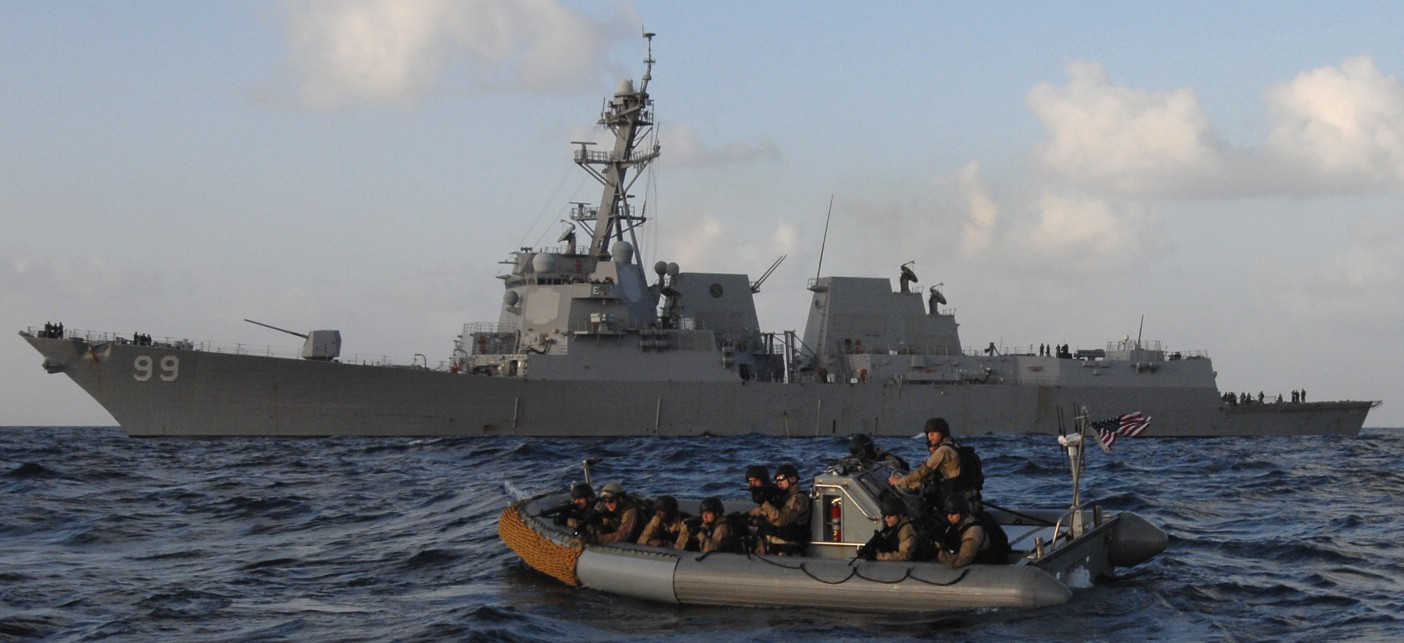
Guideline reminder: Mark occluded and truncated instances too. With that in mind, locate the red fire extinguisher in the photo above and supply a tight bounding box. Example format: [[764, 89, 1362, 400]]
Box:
[[829, 497, 842, 541]]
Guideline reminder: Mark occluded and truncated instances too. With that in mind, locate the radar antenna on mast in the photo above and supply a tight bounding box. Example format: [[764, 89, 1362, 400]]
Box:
[[899, 261, 919, 293], [577, 32, 661, 260]]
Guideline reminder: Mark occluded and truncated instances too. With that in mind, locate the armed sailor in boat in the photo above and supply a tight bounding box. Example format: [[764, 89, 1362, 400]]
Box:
[[750, 464, 812, 555], [636, 495, 688, 548], [936, 494, 999, 568], [540, 482, 597, 531], [888, 417, 982, 512], [856, 497, 919, 562], [678, 497, 743, 554], [591, 482, 643, 545], [848, 434, 909, 471]]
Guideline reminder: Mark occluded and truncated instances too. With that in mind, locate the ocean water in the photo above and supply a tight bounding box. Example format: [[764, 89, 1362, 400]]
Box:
[[2, 427, 1402, 642]]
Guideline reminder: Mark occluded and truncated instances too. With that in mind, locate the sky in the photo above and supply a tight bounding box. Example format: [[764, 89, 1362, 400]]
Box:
[[2, 1, 1400, 428]]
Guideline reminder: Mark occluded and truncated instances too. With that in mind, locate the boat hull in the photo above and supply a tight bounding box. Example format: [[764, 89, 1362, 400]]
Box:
[[500, 495, 1076, 612], [23, 333, 1374, 437]]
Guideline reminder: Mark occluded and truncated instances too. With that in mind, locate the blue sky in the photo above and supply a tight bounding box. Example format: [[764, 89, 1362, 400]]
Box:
[[3, 1, 1400, 427]]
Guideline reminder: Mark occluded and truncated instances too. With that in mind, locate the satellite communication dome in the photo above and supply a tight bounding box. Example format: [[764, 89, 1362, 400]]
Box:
[[612, 241, 634, 263]]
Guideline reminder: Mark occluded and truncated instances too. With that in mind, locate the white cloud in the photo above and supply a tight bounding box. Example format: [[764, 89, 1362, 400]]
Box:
[[1010, 192, 1170, 275], [1027, 56, 1404, 199], [1027, 61, 1222, 195], [660, 124, 782, 168], [279, 0, 630, 109], [1263, 55, 1404, 190], [952, 161, 997, 255]]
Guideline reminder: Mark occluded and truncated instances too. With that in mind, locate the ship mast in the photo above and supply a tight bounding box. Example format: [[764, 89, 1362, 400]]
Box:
[[574, 32, 661, 260]]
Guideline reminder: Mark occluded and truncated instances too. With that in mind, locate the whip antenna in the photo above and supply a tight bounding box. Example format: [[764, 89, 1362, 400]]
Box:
[[815, 195, 834, 280]]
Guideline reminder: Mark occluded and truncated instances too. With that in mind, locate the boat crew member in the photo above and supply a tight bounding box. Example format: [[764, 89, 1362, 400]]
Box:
[[637, 495, 688, 548], [592, 482, 642, 545], [553, 482, 597, 531], [679, 497, 740, 554], [857, 497, 918, 561], [937, 494, 989, 568], [744, 464, 784, 520], [754, 464, 812, 555], [889, 417, 963, 504], [849, 434, 909, 472]]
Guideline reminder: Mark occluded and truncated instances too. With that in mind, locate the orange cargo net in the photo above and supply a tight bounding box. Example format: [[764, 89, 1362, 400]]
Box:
[[498, 500, 584, 587]]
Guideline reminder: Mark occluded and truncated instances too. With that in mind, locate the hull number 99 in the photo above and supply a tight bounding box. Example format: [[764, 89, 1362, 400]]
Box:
[[134, 355, 179, 382]]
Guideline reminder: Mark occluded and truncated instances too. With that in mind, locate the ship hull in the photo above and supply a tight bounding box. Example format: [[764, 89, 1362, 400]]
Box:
[[23, 334, 1372, 438]]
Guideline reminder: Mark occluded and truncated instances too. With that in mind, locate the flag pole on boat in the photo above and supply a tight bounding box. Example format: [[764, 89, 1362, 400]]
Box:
[[1056, 405, 1090, 537]]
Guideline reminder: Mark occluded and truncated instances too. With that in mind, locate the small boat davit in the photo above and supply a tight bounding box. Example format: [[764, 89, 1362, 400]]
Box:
[[499, 416, 1168, 612]]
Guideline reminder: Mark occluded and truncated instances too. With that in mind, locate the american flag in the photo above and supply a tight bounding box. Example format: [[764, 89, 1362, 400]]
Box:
[[1092, 412, 1151, 449]]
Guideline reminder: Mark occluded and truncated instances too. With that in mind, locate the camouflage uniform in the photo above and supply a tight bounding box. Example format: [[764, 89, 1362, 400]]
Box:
[[636, 513, 688, 548], [938, 515, 987, 568], [875, 519, 918, 562], [892, 436, 960, 492]]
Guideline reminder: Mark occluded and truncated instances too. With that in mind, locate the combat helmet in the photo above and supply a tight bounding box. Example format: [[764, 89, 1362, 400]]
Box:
[[849, 434, 878, 460], [599, 482, 625, 501], [880, 497, 907, 516], [943, 493, 971, 516], [699, 497, 724, 516], [655, 495, 679, 519], [744, 465, 771, 483]]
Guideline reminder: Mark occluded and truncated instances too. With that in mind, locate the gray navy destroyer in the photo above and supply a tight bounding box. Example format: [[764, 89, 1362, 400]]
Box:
[[20, 37, 1379, 438]]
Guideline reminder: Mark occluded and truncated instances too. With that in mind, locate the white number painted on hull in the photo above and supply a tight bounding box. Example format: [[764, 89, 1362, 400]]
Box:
[[133, 355, 179, 382]]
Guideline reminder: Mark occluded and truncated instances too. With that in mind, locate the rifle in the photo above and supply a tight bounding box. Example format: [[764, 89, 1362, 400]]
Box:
[[746, 484, 783, 506], [855, 529, 883, 561], [538, 502, 575, 526]]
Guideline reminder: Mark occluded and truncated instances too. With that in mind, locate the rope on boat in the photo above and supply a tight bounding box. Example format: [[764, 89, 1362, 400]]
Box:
[[902, 566, 970, 587], [850, 566, 913, 584], [746, 552, 969, 586], [743, 551, 859, 584], [498, 500, 583, 587]]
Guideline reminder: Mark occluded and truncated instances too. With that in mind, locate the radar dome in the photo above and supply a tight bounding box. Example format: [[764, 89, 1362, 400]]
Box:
[[654, 261, 668, 276], [531, 253, 555, 273], [504, 291, 520, 307], [667, 262, 680, 277], [611, 241, 634, 263]]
